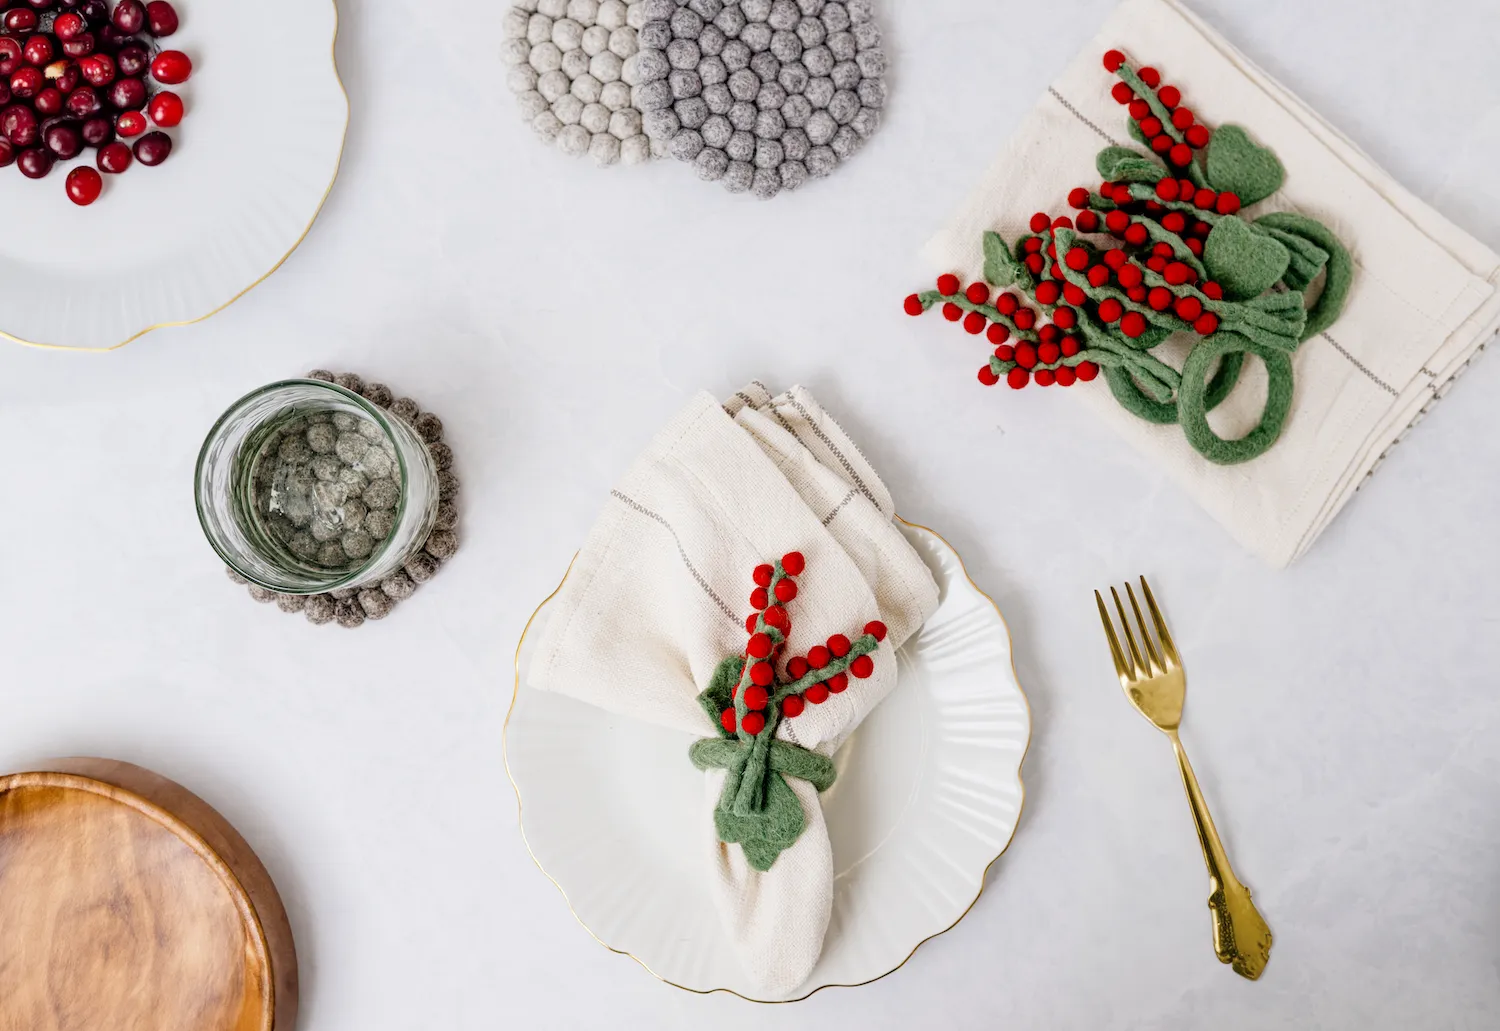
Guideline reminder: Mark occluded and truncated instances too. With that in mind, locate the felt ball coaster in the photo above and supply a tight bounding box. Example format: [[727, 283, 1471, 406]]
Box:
[[634, 0, 887, 198], [225, 371, 461, 630], [503, 0, 660, 166]]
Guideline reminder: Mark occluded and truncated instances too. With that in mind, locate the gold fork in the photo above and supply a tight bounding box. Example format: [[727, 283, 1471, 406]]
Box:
[[1095, 577, 1273, 981]]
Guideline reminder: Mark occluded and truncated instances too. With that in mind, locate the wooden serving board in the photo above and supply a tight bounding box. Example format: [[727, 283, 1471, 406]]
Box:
[[0, 758, 298, 1031]]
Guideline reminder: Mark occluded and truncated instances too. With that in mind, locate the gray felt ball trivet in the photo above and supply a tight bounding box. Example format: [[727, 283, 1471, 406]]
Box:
[[632, 0, 886, 198], [227, 371, 462, 629]]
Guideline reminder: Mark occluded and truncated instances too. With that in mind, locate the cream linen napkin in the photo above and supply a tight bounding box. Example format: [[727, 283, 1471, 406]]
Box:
[[925, 0, 1500, 567], [528, 384, 939, 994]]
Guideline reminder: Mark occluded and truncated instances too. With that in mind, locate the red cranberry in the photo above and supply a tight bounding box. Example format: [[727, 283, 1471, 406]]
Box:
[[10, 66, 44, 98], [3, 8, 39, 31], [0, 38, 22, 77], [53, 11, 87, 39], [23, 35, 54, 67], [65, 164, 101, 204], [115, 108, 145, 136], [112, 0, 146, 32], [43, 120, 81, 158], [96, 138, 130, 171], [27, 0, 60, 9], [61, 33, 96, 58], [54, 62, 81, 92], [79, 113, 112, 145], [146, 1, 178, 36], [1, 103, 39, 145], [78, 52, 114, 87], [132, 128, 169, 164], [65, 84, 99, 117], [115, 43, 149, 77], [147, 89, 180, 126], [97, 25, 134, 51], [150, 50, 189, 84], [0, 138, 13, 167], [32, 85, 62, 115], [16, 145, 52, 178], [77, 0, 108, 24], [106, 75, 144, 109], [0, 81, 9, 106]]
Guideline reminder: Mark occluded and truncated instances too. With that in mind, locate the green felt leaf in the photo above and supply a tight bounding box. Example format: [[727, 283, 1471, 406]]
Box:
[[1203, 216, 1291, 301], [715, 769, 805, 872], [1204, 125, 1285, 206], [696, 654, 744, 738], [1096, 145, 1165, 184], [982, 231, 1021, 287]]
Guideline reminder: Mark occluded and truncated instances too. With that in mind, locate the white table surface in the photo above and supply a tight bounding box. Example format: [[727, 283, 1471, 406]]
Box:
[[3, 1, 1498, 1027]]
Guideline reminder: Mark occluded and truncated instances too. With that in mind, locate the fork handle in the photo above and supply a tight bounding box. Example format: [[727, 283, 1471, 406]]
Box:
[[1170, 733, 1274, 981]]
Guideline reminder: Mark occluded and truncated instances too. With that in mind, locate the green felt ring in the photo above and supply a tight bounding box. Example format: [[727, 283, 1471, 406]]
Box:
[[1178, 333, 1295, 465], [1254, 211, 1353, 340], [1103, 349, 1246, 424]]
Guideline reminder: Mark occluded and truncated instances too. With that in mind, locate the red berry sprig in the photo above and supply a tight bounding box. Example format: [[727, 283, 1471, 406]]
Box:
[[1102, 50, 1208, 180]]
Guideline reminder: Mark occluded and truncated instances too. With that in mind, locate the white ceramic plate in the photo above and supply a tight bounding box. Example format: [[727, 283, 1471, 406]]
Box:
[[0, 0, 347, 351], [506, 521, 1030, 1002]]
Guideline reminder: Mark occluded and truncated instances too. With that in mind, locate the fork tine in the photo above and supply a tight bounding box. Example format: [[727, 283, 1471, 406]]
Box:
[[1095, 590, 1133, 682], [1139, 576, 1179, 668], [1125, 582, 1164, 675], [1110, 587, 1147, 678]]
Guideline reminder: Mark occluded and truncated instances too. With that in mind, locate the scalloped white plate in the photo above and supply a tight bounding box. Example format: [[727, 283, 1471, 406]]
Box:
[[0, 0, 347, 351], [506, 521, 1030, 1002]]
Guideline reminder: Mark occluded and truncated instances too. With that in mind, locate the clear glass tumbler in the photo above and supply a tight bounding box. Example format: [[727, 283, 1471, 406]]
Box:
[[195, 380, 439, 594]]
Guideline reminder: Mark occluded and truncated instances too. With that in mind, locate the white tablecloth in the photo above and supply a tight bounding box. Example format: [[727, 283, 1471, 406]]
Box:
[[1, 1, 1496, 1027]]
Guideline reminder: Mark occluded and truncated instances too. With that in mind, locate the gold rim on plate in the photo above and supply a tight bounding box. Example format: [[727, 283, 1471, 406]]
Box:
[[502, 517, 1032, 1003], [2, 0, 350, 354]]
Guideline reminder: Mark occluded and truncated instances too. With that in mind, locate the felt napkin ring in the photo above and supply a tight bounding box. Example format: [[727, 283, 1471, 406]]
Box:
[[689, 551, 887, 871], [905, 50, 1353, 465]]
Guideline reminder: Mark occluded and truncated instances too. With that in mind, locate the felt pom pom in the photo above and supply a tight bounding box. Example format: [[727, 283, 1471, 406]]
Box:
[[1051, 215, 1074, 230], [1077, 360, 1100, 381], [1128, 285, 1149, 303], [1146, 255, 1168, 273], [1087, 265, 1111, 288], [986, 323, 1011, 346], [1174, 295, 1203, 321], [1053, 306, 1078, 330], [1111, 82, 1134, 105], [1194, 312, 1220, 335], [1124, 224, 1149, 246], [1063, 282, 1087, 306], [1014, 342, 1038, 369], [774, 577, 798, 603], [781, 551, 805, 575], [1034, 368, 1056, 387], [781, 695, 805, 718], [1158, 85, 1181, 108], [937, 273, 960, 295], [1179, 178, 1197, 199], [1186, 124, 1210, 148], [1193, 188, 1217, 209], [1148, 287, 1173, 311], [965, 281, 990, 304], [1169, 144, 1191, 166], [1139, 116, 1162, 137], [807, 644, 831, 669], [1172, 107, 1194, 130], [1039, 324, 1060, 344], [1138, 66, 1160, 88], [996, 293, 1019, 315], [1024, 237, 1044, 253], [1035, 281, 1061, 306], [1117, 264, 1143, 288], [1054, 365, 1078, 387], [744, 684, 769, 710], [1038, 340, 1061, 364], [1068, 187, 1090, 209], [827, 634, 852, 658], [994, 344, 1015, 362], [1111, 183, 1134, 205], [1166, 262, 1194, 286], [1155, 178, 1179, 201], [1186, 238, 1204, 257], [849, 654, 875, 679], [942, 302, 963, 322], [745, 613, 759, 633], [1152, 241, 1174, 258], [1098, 298, 1124, 323], [1102, 49, 1125, 72], [805, 683, 830, 704], [1007, 367, 1030, 389], [1024, 253, 1046, 275], [765, 605, 788, 629], [864, 620, 887, 641], [787, 655, 809, 678], [1120, 312, 1148, 338], [741, 712, 766, 736], [721, 708, 737, 733], [827, 672, 850, 693], [1215, 192, 1241, 215], [1128, 99, 1150, 120], [1065, 247, 1091, 271], [754, 563, 774, 586], [1103, 248, 1128, 269], [1202, 281, 1224, 300], [1029, 212, 1051, 233], [748, 632, 773, 658], [1013, 307, 1036, 330], [903, 294, 924, 316], [963, 311, 987, 335], [751, 587, 769, 610], [1152, 135, 1173, 155], [1076, 211, 1100, 233], [1105, 210, 1130, 234], [750, 660, 774, 686], [1162, 211, 1186, 234], [978, 365, 1000, 386], [1061, 335, 1082, 357]]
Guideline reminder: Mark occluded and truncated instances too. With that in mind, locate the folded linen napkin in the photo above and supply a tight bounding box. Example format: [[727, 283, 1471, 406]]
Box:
[[528, 383, 939, 993], [923, 0, 1500, 567]]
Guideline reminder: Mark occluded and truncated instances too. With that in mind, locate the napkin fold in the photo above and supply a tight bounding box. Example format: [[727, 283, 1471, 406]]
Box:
[[528, 383, 939, 994], [925, 0, 1500, 567]]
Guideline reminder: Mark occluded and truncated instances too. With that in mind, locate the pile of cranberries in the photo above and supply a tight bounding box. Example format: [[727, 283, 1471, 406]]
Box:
[[0, 0, 189, 206]]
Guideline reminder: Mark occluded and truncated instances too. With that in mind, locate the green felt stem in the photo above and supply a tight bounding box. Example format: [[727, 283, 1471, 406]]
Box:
[[771, 634, 880, 705], [916, 289, 1043, 347], [1115, 62, 1207, 188], [1253, 211, 1353, 341]]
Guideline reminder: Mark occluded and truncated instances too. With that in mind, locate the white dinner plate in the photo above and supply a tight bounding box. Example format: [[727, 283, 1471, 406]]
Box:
[[506, 520, 1031, 1002], [0, 0, 347, 351]]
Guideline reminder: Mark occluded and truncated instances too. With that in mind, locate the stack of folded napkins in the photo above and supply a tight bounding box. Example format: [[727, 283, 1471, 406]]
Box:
[[528, 383, 939, 993], [925, 0, 1500, 566]]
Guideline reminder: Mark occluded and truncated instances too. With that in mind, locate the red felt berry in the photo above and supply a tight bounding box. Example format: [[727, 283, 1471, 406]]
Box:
[[864, 620, 888, 642], [1055, 364, 1078, 387], [986, 323, 1010, 346], [1110, 183, 1134, 205], [1155, 178, 1179, 201], [1127, 285, 1148, 303], [1193, 188, 1217, 209], [781, 695, 805, 718], [1192, 223, 1212, 240], [787, 656, 810, 679], [774, 577, 798, 603], [1051, 215, 1074, 230], [1029, 212, 1051, 232], [1168, 144, 1193, 166], [780, 550, 803, 575], [1120, 312, 1148, 338], [741, 711, 766, 736], [743, 684, 768, 711], [1116, 264, 1143, 288], [1194, 312, 1220, 335], [1151, 135, 1173, 155], [1038, 340, 1061, 365], [1076, 210, 1100, 233], [936, 273, 960, 295], [1053, 306, 1078, 330], [1038, 324, 1060, 344], [942, 302, 963, 322], [850, 655, 875, 679], [745, 613, 759, 634], [904, 293, 929, 317], [1013, 341, 1038, 369], [1186, 124, 1210, 149], [827, 634, 852, 658], [1068, 186, 1091, 209], [1158, 85, 1181, 108], [748, 632, 773, 658], [1076, 361, 1100, 382], [1104, 210, 1130, 235], [1161, 211, 1186, 234], [1138, 66, 1161, 88], [1164, 262, 1193, 286], [1064, 247, 1090, 271], [1139, 116, 1162, 137], [1215, 192, 1241, 215], [994, 344, 1015, 362], [805, 683, 830, 705], [1111, 82, 1134, 104], [1006, 367, 1030, 389], [1128, 99, 1150, 120], [721, 708, 737, 734], [750, 587, 769, 610], [1124, 223, 1149, 246], [1144, 200, 1164, 215], [764, 604, 787, 628], [1146, 255, 1167, 273], [1147, 286, 1173, 311], [1061, 335, 1082, 357], [1172, 107, 1195, 130], [1151, 241, 1173, 258], [995, 292, 1018, 315], [1201, 281, 1224, 300], [1103, 49, 1126, 72], [807, 645, 831, 669], [1049, 262, 1067, 281], [1174, 295, 1203, 321], [1185, 237, 1204, 257], [963, 310, 987, 335], [978, 364, 1000, 387], [965, 281, 990, 305], [1063, 283, 1088, 306], [1086, 265, 1111, 288], [1034, 368, 1056, 387], [1095, 298, 1122, 326], [1024, 253, 1046, 276], [753, 563, 774, 587], [827, 672, 850, 694], [750, 660, 774, 686], [1023, 236, 1043, 253], [1103, 248, 1128, 269], [1034, 280, 1060, 306], [1013, 307, 1036, 330]]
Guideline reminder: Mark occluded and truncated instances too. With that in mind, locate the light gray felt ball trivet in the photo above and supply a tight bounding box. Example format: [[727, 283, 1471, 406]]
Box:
[[226, 371, 461, 629], [630, 0, 886, 198]]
